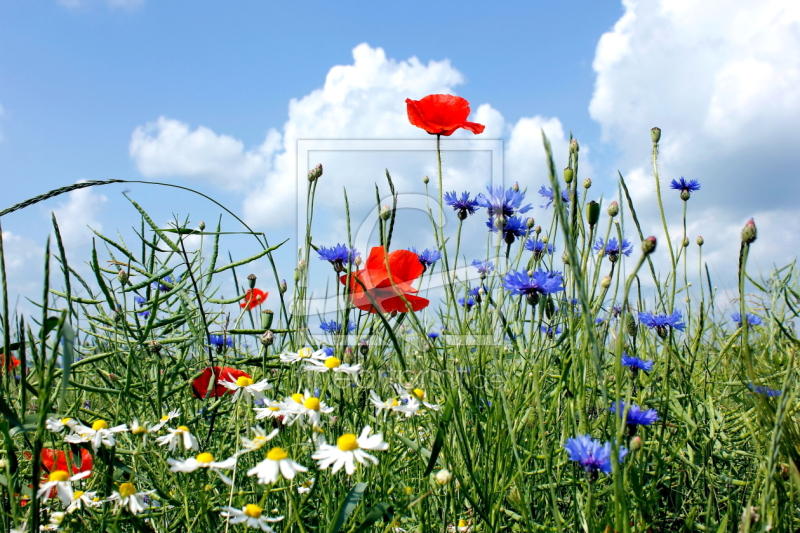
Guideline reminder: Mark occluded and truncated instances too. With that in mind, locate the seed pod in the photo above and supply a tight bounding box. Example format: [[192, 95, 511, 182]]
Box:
[[247, 273, 257, 289], [651, 127, 661, 144], [261, 309, 274, 330], [586, 201, 600, 228]]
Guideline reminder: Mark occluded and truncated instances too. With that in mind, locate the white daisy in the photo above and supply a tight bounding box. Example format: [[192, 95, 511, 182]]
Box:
[[297, 478, 315, 494], [150, 409, 181, 432], [37, 470, 91, 506], [311, 426, 388, 475], [46, 417, 76, 433], [239, 426, 280, 454], [281, 391, 335, 427], [155, 425, 199, 452], [219, 376, 272, 404], [108, 482, 154, 515], [303, 356, 361, 375], [369, 390, 419, 417], [400, 387, 440, 411], [66, 490, 102, 513], [279, 347, 326, 364], [220, 504, 284, 532], [167, 452, 237, 485], [63, 420, 129, 453], [247, 447, 308, 484], [253, 400, 289, 421]]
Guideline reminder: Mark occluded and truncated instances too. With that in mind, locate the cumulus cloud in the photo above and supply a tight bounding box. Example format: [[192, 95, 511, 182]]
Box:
[[590, 0, 800, 286], [50, 184, 108, 249]]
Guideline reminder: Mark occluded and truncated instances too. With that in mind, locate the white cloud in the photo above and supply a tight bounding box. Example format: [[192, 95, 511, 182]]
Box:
[[50, 184, 108, 249], [590, 0, 800, 284]]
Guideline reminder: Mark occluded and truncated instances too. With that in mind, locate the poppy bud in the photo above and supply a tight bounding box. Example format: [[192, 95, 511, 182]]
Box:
[[118, 269, 128, 284], [279, 279, 288, 293], [343, 347, 354, 364], [608, 201, 619, 218], [307, 163, 323, 182], [583, 178, 592, 189], [642, 236, 657, 255], [148, 340, 162, 355], [680, 190, 691, 201], [696, 236, 704, 247], [247, 273, 257, 289], [570, 139, 579, 154], [198, 221, 206, 231], [741, 218, 757, 244], [562, 251, 570, 264], [630, 436, 643, 452], [526, 218, 535, 229], [651, 127, 661, 144], [564, 167, 574, 184], [601, 276, 611, 288], [586, 201, 600, 228], [259, 330, 274, 347], [261, 309, 274, 330], [626, 313, 637, 338], [380, 205, 392, 221], [682, 237, 689, 248], [423, 175, 429, 184]]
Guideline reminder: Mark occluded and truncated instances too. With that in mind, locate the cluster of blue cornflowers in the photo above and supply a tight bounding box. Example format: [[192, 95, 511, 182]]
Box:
[[502, 268, 564, 306], [320, 319, 356, 335]]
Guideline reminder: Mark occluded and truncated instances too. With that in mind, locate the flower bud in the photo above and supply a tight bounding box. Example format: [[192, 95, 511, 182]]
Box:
[[630, 436, 643, 452], [570, 139, 579, 153], [601, 276, 611, 288], [148, 340, 162, 355], [293, 269, 300, 282], [562, 250, 570, 264], [359, 339, 369, 355], [494, 215, 506, 230], [642, 236, 657, 255], [534, 225, 541, 235], [586, 201, 600, 228], [651, 127, 661, 144], [354, 256, 363, 267], [261, 309, 274, 330], [607, 201, 619, 218], [423, 175, 429, 184], [564, 167, 574, 184], [696, 236, 704, 247], [343, 347, 354, 364], [435, 469, 452, 485], [279, 279, 288, 293], [198, 221, 206, 231], [680, 190, 691, 201], [247, 273, 257, 289], [682, 237, 689, 248], [741, 218, 757, 244], [526, 218, 535, 229], [583, 178, 592, 190], [512, 182, 519, 192], [307, 163, 323, 182], [626, 313, 638, 337], [541, 235, 549, 244], [118, 269, 129, 285], [297, 259, 307, 272], [380, 204, 392, 221], [260, 330, 274, 347]]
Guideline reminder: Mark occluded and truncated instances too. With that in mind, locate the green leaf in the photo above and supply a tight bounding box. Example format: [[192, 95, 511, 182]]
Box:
[[424, 391, 456, 476], [329, 482, 367, 533], [354, 503, 393, 533], [43, 316, 61, 336]]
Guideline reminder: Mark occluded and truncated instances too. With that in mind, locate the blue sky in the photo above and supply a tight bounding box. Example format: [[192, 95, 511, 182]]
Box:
[[1, 0, 798, 313]]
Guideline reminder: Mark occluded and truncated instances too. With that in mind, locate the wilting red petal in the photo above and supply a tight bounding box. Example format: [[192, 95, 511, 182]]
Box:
[[41, 448, 93, 476], [240, 288, 268, 310], [192, 366, 251, 398], [406, 94, 485, 136]]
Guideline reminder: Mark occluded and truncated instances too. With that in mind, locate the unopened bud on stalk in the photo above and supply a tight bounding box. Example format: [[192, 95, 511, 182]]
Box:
[[741, 218, 757, 244], [682, 237, 689, 248], [198, 221, 206, 231], [608, 201, 619, 218], [247, 273, 257, 289], [307, 163, 323, 182], [148, 340, 162, 355], [526, 218, 535, 229], [494, 215, 506, 230], [626, 313, 638, 337], [359, 339, 369, 355], [696, 236, 704, 247], [260, 330, 274, 347], [630, 436, 643, 452], [651, 127, 661, 144], [423, 175, 429, 184], [512, 182, 520, 192], [570, 139, 579, 154], [601, 276, 611, 289], [297, 259, 307, 272], [293, 269, 300, 282], [354, 256, 363, 267], [541, 235, 549, 244], [586, 201, 600, 228], [564, 167, 574, 184], [680, 190, 691, 201], [642, 236, 657, 255], [343, 347, 354, 365], [279, 279, 288, 293], [562, 251, 570, 264], [380, 205, 392, 220], [261, 309, 274, 330], [118, 269, 129, 284], [583, 178, 592, 190], [534, 225, 541, 235]]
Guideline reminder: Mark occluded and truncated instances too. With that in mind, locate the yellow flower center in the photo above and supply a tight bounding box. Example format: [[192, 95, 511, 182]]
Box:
[[291, 393, 304, 404], [92, 420, 108, 430], [413, 388, 425, 399], [196, 452, 214, 464], [269, 406, 280, 412], [391, 398, 399, 407], [132, 425, 147, 435], [49, 470, 70, 482], [303, 397, 321, 411], [61, 418, 72, 425], [266, 447, 288, 461], [73, 490, 84, 500], [243, 504, 262, 518], [458, 519, 468, 528], [236, 376, 254, 387], [324, 356, 341, 369], [160, 415, 169, 422], [177, 425, 190, 433], [118, 483, 136, 498], [337, 433, 359, 452], [298, 347, 312, 358]]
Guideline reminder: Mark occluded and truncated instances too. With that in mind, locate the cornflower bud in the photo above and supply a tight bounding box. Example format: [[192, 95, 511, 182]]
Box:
[[651, 127, 661, 144], [608, 201, 619, 218], [564, 167, 574, 184], [423, 175, 429, 184], [541, 235, 549, 244], [626, 313, 637, 337], [583, 178, 592, 190], [359, 339, 368, 355], [354, 256, 363, 267], [297, 259, 307, 272], [534, 225, 541, 235], [570, 139, 579, 153], [247, 273, 257, 289], [630, 436, 643, 452], [260, 330, 274, 347], [118, 269, 129, 284], [494, 215, 506, 230], [696, 236, 704, 247], [526, 218, 535, 229], [682, 237, 689, 248], [601, 276, 611, 289], [512, 182, 520, 192], [380, 205, 392, 220], [148, 340, 162, 355], [741, 218, 757, 244], [680, 190, 691, 201], [307, 163, 323, 182], [279, 279, 288, 293], [642, 236, 657, 255], [198, 221, 206, 231], [343, 347, 354, 364], [562, 251, 570, 264]]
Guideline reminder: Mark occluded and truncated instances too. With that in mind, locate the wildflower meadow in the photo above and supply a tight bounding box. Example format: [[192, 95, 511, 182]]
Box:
[[1, 94, 799, 533]]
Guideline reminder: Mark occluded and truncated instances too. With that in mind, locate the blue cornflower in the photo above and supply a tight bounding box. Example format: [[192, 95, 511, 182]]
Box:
[[409, 247, 442, 269], [670, 177, 701, 200], [320, 319, 356, 334], [458, 297, 476, 310], [134, 296, 150, 318], [444, 191, 481, 219], [538, 186, 572, 210], [540, 324, 562, 338], [564, 435, 627, 476], [317, 244, 359, 272], [476, 186, 533, 218], [322, 346, 334, 357], [502, 269, 565, 304], [638, 310, 685, 336], [487, 216, 530, 243], [595, 317, 606, 325], [731, 312, 763, 327], [428, 331, 439, 339], [209, 334, 233, 351], [471, 260, 494, 277], [155, 275, 178, 292], [525, 239, 555, 257], [621, 354, 654, 373], [610, 401, 659, 427], [594, 237, 633, 260], [748, 383, 781, 397]]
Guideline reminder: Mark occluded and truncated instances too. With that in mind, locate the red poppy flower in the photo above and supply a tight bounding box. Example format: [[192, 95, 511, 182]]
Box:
[[340, 247, 429, 314], [1, 353, 20, 371], [405, 94, 485, 136], [40, 448, 93, 476], [192, 366, 251, 398], [241, 288, 268, 310]]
